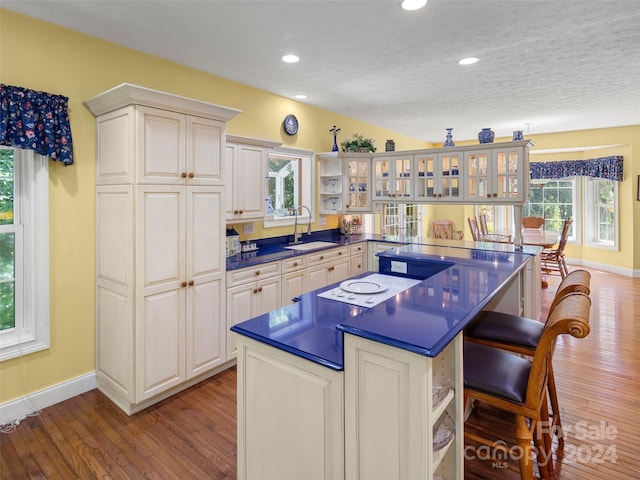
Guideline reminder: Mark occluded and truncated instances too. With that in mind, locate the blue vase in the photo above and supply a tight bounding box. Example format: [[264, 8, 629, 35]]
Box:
[[512, 130, 524, 141], [478, 128, 495, 144], [443, 128, 455, 147]]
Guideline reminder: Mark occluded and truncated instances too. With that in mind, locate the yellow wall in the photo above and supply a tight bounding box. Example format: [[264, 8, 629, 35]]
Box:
[[0, 9, 427, 403], [0, 9, 638, 404]]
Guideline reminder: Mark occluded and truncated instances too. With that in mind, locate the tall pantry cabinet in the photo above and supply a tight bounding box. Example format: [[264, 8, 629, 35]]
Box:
[[85, 84, 240, 414]]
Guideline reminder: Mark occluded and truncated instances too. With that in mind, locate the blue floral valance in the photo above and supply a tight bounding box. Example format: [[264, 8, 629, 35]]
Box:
[[530, 156, 623, 182], [0, 84, 74, 165]]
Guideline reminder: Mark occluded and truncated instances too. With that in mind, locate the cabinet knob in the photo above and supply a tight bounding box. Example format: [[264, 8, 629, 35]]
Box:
[[487, 194, 492, 198], [328, 266, 334, 271], [234, 209, 239, 214], [188, 280, 195, 286], [357, 264, 361, 268], [338, 252, 342, 256], [320, 256, 324, 260], [181, 172, 187, 178], [188, 172, 195, 178], [181, 281, 187, 287], [255, 270, 260, 276], [258, 287, 263, 293], [253, 288, 258, 294], [293, 262, 298, 267], [239, 210, 244, 214], [492, 193, 498, 197]]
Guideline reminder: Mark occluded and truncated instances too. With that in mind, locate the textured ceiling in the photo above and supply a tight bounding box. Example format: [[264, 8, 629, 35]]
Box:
[[4, 0, 640, 143]]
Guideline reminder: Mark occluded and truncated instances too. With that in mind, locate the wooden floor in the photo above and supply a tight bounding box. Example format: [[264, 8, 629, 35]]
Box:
[[1, 266, 639, 479]]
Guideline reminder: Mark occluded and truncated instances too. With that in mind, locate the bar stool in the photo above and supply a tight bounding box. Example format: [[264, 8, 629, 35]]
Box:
[[464, 292, 592, 480], [464, 269, 591, 447]]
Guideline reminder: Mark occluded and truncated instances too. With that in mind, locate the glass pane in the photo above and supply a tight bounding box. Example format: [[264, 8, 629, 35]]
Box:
[[0, 149, 14, 226], [0, 232, 15, 279], [0, 281, 15, 331], [268, 157, 299, 215]]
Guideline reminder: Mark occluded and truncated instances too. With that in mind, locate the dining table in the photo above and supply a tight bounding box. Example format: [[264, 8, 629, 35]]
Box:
[[521, 230, 559, 288]]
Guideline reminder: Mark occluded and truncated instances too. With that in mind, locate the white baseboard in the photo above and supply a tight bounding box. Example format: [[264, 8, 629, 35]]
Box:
[[566, 257, 639, 278], [0, 372, 96, 425]]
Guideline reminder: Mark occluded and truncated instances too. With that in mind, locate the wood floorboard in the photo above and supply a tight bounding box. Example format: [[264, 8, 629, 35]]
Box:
[[1, 266, 638, 479]]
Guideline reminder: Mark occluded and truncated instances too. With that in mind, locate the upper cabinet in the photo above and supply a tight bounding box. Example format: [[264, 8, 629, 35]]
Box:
[[464, 145, 527, 202], [414, 151, 464, 202], [317, 141, 533, 212], [317, 153, 372, 214], [87, 83, 240, 186], [372, 154, 413, 201], [225, 135, 281, 223]]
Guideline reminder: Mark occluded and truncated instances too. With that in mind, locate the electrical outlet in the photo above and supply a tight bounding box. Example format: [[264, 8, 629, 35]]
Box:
[[243, 223, 254, 235], [318, 217, 327, 226]]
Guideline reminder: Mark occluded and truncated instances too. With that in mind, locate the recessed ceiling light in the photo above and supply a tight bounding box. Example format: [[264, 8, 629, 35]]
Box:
[[281, 54, 300, 63], [401, 0, 427, 10], [294, 94, 308, 100], [459, 57, 480, 66]]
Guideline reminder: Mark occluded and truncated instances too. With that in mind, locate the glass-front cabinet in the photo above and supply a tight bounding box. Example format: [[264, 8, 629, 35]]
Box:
[[414, 151, 464, 202], [464, 146, 525, 202], [344, 156, 372, 212], [373, 155, 412, 201]]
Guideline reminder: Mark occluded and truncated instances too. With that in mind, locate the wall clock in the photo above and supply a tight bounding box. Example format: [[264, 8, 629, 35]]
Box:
[[283, 114, 299, 136]]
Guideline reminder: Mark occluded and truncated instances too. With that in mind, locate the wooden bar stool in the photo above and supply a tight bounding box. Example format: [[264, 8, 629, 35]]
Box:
[[464, 292, 592, 479], [464, 269, 591, 447]]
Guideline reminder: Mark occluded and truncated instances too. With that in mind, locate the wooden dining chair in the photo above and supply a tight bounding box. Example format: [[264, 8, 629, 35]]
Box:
[[522, 216, 545, 230], [542, 218, 572, 278], [464, 292, 592, 480], [478, 214, 489, 236], [468, 217, 480, 241], [432, 220, 464, 240], [464, 269, 591, 447]]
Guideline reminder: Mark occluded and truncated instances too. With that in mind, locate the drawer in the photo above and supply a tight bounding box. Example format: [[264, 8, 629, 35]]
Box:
[[282, 255, 306, 273], [306, 246, 349, 267], [349, 242, 367, 256], [227, 261, 282, 287]]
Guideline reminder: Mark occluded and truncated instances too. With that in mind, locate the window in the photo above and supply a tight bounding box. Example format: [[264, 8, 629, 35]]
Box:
[[264, 148, 314, 227], [523, 178, 579, 240], [379, 203, 422, 236], [584, 178, 617, 248], [0, 148, 49, 361]]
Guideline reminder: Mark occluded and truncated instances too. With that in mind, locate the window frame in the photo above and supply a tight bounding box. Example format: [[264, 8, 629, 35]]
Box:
[[263, 147, 315, 228], [0, 148, 50, 361], [583, 177, 618, 250]]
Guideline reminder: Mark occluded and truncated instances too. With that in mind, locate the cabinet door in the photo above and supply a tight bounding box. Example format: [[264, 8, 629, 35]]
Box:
[[344, 157, 371, 212], [351, 254, 366, 276], [464, 150, 491, 201], [492, 147, 524, 201], [227, 143, 266, 221], [186, 186, 225, 377], [306, 264, 329, 293], [136, 186, 187, 400], [373, 156, 412, 200], [227, 283, 255, 360], [282, 270, 306, 305], [186, 116, 224, 186], [136, 106, 186, 185], [328, 258, 351, 285], [254, 276, 282, 316]]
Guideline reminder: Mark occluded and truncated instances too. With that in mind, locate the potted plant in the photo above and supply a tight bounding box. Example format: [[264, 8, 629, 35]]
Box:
[[341, 133, 377, 153]]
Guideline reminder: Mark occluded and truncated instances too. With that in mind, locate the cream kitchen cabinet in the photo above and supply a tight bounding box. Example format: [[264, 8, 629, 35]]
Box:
[[306, 246, 351, 293], [226, 262, 282, 359], [281, 256, 307, 305], [317, 153, 345, 214], [317, 153, 372, 214], [344, 156, 372, 212], [368, 241, 407, 272], [86, 83, 239, 414], [349, 243, 367, 276], [372, 154, 413, 201], [464, 145, 528, 203], [225, 136, 281, 222], [414, 150, 464, 202]]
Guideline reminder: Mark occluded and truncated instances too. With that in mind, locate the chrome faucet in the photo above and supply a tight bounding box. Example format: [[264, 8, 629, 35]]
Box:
[[290, 205, 312, 245]]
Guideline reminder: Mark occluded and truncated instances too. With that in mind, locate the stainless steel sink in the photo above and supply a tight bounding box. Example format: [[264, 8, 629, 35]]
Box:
[[284, 241, 338, 251]]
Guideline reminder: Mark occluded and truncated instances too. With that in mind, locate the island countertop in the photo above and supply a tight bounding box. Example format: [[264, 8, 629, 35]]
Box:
[[230, 244, 532, 369]]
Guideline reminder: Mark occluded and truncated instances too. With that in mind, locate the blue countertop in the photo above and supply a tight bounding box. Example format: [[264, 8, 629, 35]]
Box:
[[231, 243, 531, 370], [226, 229, 538, 271]]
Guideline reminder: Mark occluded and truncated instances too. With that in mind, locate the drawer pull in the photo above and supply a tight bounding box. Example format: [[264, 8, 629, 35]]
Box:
[[293, 262, 298, 267], [338, 252, 342, 256], [255, 270, 260, 276], [320, 256, 324, 260]]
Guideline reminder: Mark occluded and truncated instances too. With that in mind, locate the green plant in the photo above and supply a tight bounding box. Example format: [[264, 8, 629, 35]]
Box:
[[341, 133, 376, 153]]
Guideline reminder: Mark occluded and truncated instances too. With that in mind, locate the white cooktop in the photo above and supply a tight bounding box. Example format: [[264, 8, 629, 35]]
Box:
[[317, 273, 421, 308]]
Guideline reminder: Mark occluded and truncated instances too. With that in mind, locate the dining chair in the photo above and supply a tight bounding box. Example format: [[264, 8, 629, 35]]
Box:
[[432, 220, 464, 240], [478, 214, 489, 236], [541, 218, 572, 278], [522, 216, 545, 231], [464, 269, 591, 447], [464, 292, 592, 480], [467, 217, 480, 241]]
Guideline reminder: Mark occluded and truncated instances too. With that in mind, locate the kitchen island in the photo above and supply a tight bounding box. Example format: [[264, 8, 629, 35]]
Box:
[[231, 243, 535, 480]]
